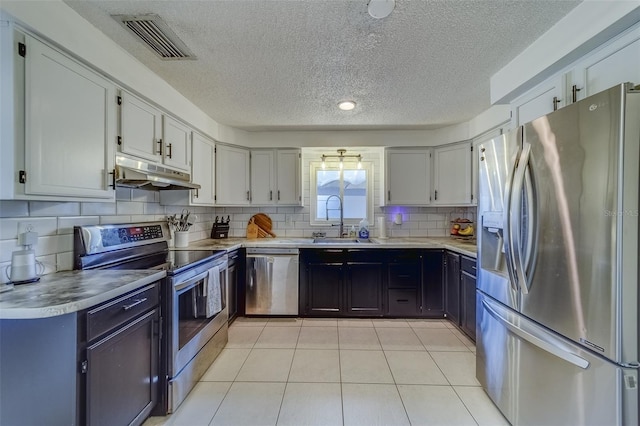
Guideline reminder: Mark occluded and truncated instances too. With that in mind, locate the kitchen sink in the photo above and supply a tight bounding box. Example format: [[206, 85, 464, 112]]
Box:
[[312, 238, 373, 244]]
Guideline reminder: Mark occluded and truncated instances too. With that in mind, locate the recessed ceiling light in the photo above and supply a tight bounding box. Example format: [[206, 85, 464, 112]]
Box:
[[338, 100, 356, 111]]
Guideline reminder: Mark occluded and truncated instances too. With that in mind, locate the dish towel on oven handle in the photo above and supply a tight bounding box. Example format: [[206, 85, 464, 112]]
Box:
[[206, 265, 222, 318]]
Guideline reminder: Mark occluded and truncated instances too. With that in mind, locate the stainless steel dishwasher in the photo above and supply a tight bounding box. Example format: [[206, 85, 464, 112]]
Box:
[[245, 248, 299, 315]]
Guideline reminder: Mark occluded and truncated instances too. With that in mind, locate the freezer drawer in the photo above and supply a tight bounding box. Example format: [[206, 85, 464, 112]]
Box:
[[477, 291, 638, 426], [245, 249, 299, 315]]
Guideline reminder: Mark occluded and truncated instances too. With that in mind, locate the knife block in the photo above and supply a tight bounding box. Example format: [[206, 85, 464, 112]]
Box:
[[211, 223, 230, 239]]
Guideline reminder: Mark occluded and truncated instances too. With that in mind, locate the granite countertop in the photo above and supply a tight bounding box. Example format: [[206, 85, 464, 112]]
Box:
[[177, 237, 477, 258], [0, 270, 166, 320]]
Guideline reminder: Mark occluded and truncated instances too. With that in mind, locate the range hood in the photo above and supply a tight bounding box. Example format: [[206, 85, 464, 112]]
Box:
[[115, 155, 200, 191]]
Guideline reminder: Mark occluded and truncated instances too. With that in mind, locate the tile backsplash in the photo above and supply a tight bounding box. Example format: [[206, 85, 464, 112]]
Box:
[[0, 189, 215, 283], [216, 205, 476, 239]]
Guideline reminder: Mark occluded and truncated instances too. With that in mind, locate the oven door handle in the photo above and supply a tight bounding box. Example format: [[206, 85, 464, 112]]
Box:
[[174, 270, 210, 292]]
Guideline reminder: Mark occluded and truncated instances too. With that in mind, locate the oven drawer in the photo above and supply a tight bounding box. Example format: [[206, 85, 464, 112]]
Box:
[[87, 282, 160, 341]]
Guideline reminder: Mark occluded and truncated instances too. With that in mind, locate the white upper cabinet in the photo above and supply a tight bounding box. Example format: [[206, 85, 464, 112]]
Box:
[[433, 142, 472, 206], [249, 149, 301, 206], [216, 144, 250, 205], [250, 150, 275, 205], [512, 75, 565, 126], [119, 91, 162, 163], [159, 131, 215, 206], [511, 24, 640, 120], [276, 149, 301, 205], [190, 132, 215, 205], [119, 91, 191, 172], [21, 34, 116, 200], [568, 29, 640, 103], [162, 115, 191, 172], [384, 148, 431, 206]]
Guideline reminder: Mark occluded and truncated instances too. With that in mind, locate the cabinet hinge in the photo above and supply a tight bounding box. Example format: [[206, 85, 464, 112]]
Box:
[[18, 42, 26, 58], [470, 145, 473, 152], [19, 170, 26, 184], [214, 195, 217, 201], [214, 147, 217, 154], [117, 136, 122, 145], [81, 360, 88, 374], [117, 96, 122, 105]]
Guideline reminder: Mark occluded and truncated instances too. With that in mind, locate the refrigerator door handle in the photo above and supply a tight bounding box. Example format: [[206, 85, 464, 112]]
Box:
[[482, 298, 590, 369], [510, 142, 532, 294], [503, 129, 522, 291]]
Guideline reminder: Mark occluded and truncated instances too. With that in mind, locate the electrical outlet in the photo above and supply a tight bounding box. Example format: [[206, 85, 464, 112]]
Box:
[[17, 222, 36, 236]]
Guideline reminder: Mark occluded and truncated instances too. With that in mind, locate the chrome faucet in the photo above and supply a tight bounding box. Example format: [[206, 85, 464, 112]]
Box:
[[325, 195, 344, 238]]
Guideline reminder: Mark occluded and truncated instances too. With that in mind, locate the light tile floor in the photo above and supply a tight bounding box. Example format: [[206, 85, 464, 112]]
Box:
[[144, 318, 509, 426]]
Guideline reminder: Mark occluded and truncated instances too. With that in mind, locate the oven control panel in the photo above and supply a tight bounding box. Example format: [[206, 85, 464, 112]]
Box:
[[101, 224, 165, 247], [74, 222, 171, 256]]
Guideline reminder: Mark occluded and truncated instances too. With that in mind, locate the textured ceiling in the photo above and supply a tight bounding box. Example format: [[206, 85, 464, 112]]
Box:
[[64, 0, 581, 131]]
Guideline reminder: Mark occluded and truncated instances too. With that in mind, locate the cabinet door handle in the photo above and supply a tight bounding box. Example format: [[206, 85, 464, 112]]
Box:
[[553, 96, 561, 111], [167, 143, 173, 159], [571, 85, 582, 103], [270, 190, 273, 201], [157, 139, 163, 155], [434, 190, 438, 201], [123, 298, 147, 311], [278, 190, 280, 201], [109, 169, 116, 190], [388, 190, 391, 201], [247, 191, 250, 201]]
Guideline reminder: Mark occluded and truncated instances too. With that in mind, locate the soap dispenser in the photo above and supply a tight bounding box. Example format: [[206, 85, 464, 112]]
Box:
[[358, 218, 370, 239]]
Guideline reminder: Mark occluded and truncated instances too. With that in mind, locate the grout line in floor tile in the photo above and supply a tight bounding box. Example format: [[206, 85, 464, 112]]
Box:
[[451, 385, 482, 426], [205, 381, 233, 426]]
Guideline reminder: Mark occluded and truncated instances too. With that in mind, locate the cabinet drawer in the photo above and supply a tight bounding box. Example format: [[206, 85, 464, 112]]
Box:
[[87, 283, 160, 342], [388, 263, 421, 288], [388, 289, 420, 316], [461, 256, 477, 276]]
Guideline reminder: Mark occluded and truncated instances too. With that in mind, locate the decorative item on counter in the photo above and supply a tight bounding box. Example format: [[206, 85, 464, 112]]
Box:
[[450, 217, 474, 240], [394, 213, 402, 225], [349, 225, 356, 238], [247, 213, 276, 238], [211, 216, 230, 239], [358, 218, 370, 239]]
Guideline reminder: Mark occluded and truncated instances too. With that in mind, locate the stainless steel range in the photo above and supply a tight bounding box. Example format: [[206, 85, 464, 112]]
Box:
[[73, 222, 228, 414]]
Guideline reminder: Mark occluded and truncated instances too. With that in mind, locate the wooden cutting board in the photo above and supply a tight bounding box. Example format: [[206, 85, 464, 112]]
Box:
[[246, 218, 259, 239], [247, 213, 276, 238]]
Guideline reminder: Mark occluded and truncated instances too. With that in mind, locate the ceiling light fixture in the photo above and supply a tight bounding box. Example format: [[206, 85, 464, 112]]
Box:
[[321, 149, 362, 169], [367, 0, 395, 19], [338, 100, 356, 111]]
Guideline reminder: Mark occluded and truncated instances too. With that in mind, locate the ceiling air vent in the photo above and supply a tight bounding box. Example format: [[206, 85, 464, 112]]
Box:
[[112, 14, 196, 60]]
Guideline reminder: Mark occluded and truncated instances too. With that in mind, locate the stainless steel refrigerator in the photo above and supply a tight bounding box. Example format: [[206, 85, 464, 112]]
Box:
[[476, 83, 639, 425]]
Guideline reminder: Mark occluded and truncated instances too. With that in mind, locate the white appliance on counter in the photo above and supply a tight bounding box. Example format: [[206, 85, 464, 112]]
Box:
[[477, 83, 639, 425]]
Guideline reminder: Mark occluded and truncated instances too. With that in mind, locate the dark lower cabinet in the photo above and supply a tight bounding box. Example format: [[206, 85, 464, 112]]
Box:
[[422, 250, 445, 317], [346, 262, 384, 315], [300, 249, 446, 318], [444, 251, 461, 324], [306, 262, 343, 315], [387, 251, 421, 316], [227, 249, 241, 322], [460, 256, 477, 341], [83, 282, 161, 426], [86, 308, 159, 426]]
